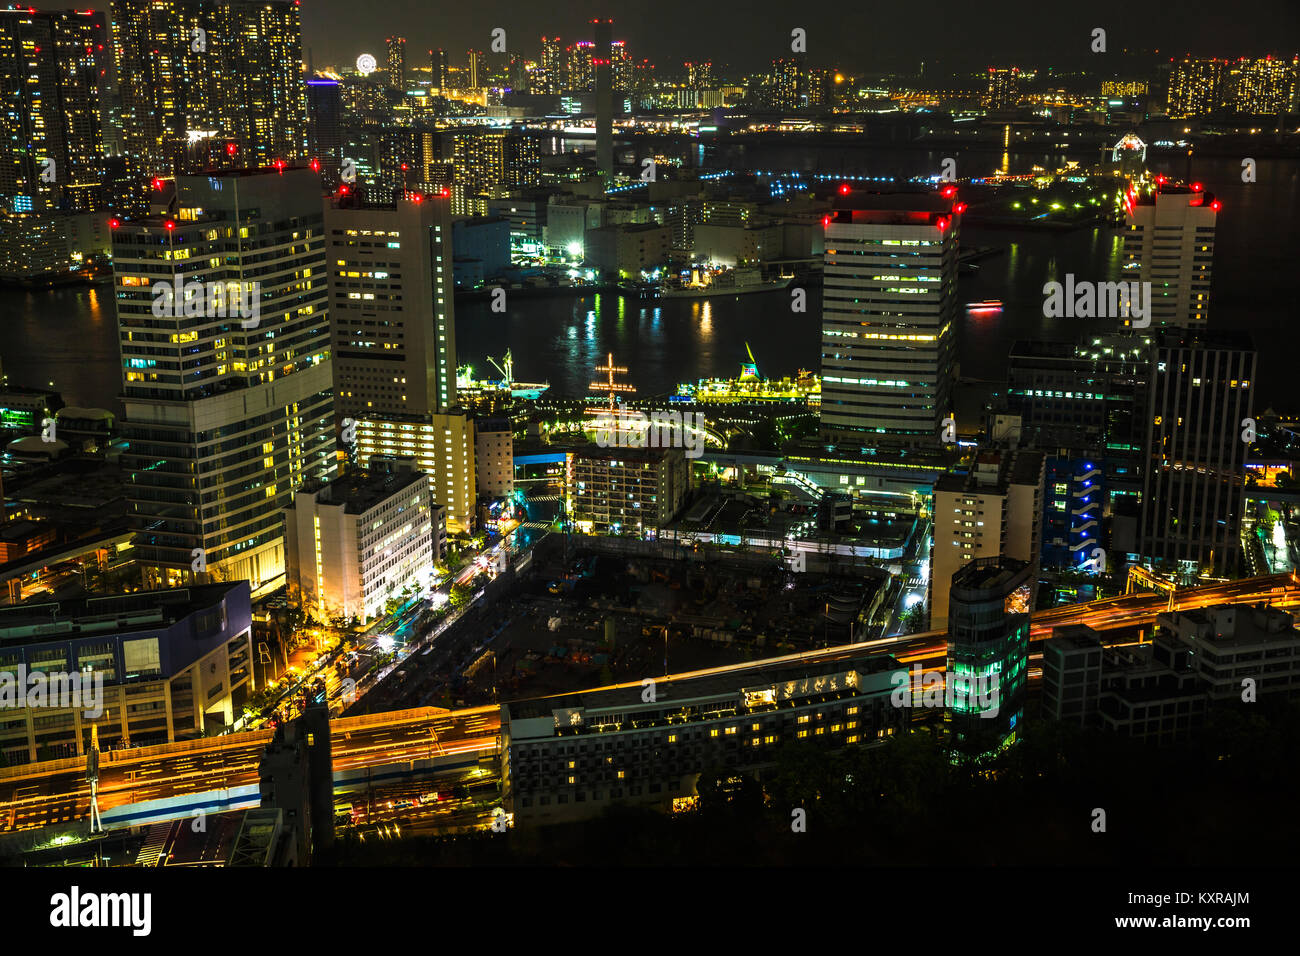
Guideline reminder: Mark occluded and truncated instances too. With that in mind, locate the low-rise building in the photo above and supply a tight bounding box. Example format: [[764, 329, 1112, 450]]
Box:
[[474, 417, 514, 500], [0, 582, 253, 764], [502, 654, 905, 826], [570, 447, 688, 534]]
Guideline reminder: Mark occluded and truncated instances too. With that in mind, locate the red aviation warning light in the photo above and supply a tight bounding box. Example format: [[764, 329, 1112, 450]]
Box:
[[822, 215, 831, 228], [309, 158, 321, 172], [151, 177, 165, 191], [164, 220, 175, 231], [838, 182, 851, 195], [225, 142, 238, 156], [954, 202, 968, 214], [1192, 182, 1203, 192], [1210, 199, 1222, 211], [108, 217, 122, 229], [273, 159, 286, 174], [438, 187, 450, 198], [412, 192, 424, 203], [338, 184, 350, 196], [935, 216, 949, 232], [940, 184, 957, 198]]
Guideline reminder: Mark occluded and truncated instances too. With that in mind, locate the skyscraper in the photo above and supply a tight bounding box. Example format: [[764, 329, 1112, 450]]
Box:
[[1166, 57, 1225, 117], [429, 48, 449, 94], [112, 168, 335, 589], [1123, 182, 1218, 329], [539, 36, 563, 93], [386, 35, 406, 91], [1227, 55, 1299, 114], [819, 189, 959, 447], [110, 0, 307, 174], [466, 49, 483, 90], [592, 18, 613, 181], [0, 7, 111, 213], [306, 77, 343, 183], [1139, 331, 1256, 577], [447, 128, 539, 216], [326, 191, 476, 532], [985, 66, 1020, 109]]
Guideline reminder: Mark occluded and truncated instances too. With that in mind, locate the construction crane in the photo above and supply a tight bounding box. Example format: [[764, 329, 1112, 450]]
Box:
[[487, 349, 515, 387]]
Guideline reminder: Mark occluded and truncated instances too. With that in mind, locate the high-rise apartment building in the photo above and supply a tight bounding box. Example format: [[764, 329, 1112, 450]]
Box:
[[985, 66, 1020, 109], [1166, 57, 1226, 117], [325, 191, 476, 532], [1139, 330, 1255, 576], [447, 128, 539, 216], [111, 0, 308, 174], [385, 35, 406, 91], [0, 7, 111, 213], [1226, 56, 1299, 114], [819, 190, 959, 447], [538, 37, 563, 93], [770, 56, 804, 110], [1123, 182, 1217, 329], [466, 48, 483, 90], [113, 168, 336, 589], [930, 449, 1045, 631], [946, 557, 1032, 751]]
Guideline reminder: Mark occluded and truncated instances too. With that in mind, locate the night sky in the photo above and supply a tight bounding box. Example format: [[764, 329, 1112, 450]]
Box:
[[68, 1, 1300, 76], [285, 0, 1300, 74]]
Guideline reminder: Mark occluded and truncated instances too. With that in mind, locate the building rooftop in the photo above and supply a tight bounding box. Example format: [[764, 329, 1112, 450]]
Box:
[[506, 652, 901, 722], [0, 582, 248, 646], [294, 460, 425, 515]]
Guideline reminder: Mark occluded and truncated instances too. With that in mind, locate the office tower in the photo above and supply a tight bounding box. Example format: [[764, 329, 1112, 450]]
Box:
[[592, 18, 613, 180], [467, 48, 483, 89], [930, 449, 1044, 631], [306, 76, 343, 182], [385, 35, 406, 91], [1166, 57, 1225, 116], [111, 0, 307, 174], [946, 556, 1032, 751], [112, 168, 335, 589], [1006, 334, 1153, 568], [984, 66, 1020, 109], [539, 36, 563, 93], [1139, 331, 1255, 576], [770, 56, 804, 110], [475, 418, 514, 499], [1227, 55, 1299, 114], [819, 189, 959, 447], [0, 8, 111, 213], [1123, 182, 1218, 329], [326, 191, 476, 532], [429, 48, 448, 94]]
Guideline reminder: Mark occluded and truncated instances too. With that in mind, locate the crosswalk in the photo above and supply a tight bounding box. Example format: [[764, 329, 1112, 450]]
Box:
[[134, 822, 173, 867]]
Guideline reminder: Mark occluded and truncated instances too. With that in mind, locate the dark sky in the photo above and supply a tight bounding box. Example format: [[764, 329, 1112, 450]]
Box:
[[289, 0, 1300, 75], [75, 2, 1299, 76]]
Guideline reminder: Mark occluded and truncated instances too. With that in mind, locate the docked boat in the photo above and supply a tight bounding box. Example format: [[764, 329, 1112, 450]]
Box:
[[965, 300, 1003, 314]]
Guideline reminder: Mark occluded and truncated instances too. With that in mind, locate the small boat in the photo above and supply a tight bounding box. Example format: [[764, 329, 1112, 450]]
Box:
[[965, 300, 1003, 314]]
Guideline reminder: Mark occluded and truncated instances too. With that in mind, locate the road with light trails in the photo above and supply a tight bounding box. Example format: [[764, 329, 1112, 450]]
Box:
[[0, 706, 499, 833], [3, 570, 1296, 833]]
